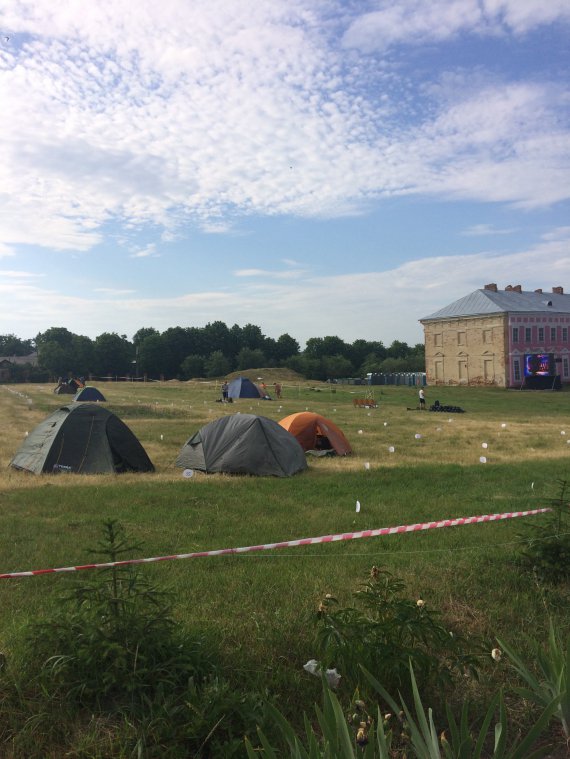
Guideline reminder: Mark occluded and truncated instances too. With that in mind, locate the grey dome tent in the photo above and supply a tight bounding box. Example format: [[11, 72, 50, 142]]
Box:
[[11, 404, 154, 475], [227, 377, 262, 399], [74, 386, 106, 402], [175, 413, 307, 477]]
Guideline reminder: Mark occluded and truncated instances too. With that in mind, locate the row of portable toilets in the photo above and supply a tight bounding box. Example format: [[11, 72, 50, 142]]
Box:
[[10, 404, 352, 477]]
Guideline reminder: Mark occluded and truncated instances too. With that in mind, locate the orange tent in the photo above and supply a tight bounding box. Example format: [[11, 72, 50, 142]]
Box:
[[279, 412, 352, 456]]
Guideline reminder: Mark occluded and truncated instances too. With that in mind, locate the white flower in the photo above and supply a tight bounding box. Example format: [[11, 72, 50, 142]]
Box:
[[325, 668, 341, 688], [491, 648, 502, 661], [416, 598, 425, 608], [303, 659, 319, 675], [303, 659, 341, 688]]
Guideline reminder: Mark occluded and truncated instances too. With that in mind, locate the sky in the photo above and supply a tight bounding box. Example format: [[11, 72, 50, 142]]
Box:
[[1, 0, 569, 349]]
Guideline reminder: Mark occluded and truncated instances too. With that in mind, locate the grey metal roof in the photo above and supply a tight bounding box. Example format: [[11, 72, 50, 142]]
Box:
[[421, 289, 570, 321]]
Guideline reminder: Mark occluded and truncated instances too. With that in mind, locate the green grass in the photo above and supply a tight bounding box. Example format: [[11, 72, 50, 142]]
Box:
[[0, 380, 569, 754]]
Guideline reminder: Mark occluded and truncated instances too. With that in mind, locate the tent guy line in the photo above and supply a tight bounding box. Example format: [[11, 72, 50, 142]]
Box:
[[0, 508, 550, 580]]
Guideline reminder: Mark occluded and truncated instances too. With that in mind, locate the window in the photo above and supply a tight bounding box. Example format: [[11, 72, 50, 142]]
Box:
[[483, 329, 492, 344], [457, 331, 466, 346], [525, 327, 532, 342], [512, 327, 519, 342], [513, 359, 521, 382], [563, 327, 568, 342], [538, 327, 544, 342], [564, 358, 569, 378], [434, 333, 442, 347], [551, 327, 556, 341]]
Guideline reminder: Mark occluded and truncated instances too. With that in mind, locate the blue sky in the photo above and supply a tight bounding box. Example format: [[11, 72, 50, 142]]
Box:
[[1, 0, 569, 349]]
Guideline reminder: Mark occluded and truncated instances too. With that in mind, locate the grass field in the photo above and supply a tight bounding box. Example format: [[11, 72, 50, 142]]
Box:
[[0, 378, 569, 755]]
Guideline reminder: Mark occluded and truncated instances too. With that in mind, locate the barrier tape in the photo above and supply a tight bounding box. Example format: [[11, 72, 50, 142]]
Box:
[[0, 507, 550, 580]]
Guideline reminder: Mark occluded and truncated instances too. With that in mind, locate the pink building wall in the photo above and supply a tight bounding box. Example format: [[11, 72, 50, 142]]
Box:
[[507, 314, 570, 387]]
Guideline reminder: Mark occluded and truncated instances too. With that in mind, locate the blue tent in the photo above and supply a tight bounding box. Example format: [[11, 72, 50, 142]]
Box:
[[74, 386, 106, 402], [227, 377, 262, 399]]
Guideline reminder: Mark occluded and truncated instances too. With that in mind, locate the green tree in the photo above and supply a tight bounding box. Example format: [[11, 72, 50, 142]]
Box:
[[132, 327, 159, 347], [0, 334, 34, 356], [93, 333, 133, 377], [204, 350, 231, 378], [236, 347, 266, 370], [36, 327, 75, 349], [274, 333, 300, 361], [180, 354, 206, 379], [137, 334, 173, 378], [69, 335, 95, 376], [322, 354, 355, 379], [37, 341, 73, 377]]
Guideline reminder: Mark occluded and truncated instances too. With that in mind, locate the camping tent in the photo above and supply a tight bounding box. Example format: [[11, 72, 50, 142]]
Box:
[[74, 386, 106, 402], [11, 404, 154, 475], [278, 412, 352, 455], [227, 377, 263, 399], [175, 413, 307, 477]]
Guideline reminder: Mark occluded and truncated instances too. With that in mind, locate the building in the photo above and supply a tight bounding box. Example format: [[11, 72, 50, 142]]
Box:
[[0, 353, 39, 382], [420, 284, 570, 388]]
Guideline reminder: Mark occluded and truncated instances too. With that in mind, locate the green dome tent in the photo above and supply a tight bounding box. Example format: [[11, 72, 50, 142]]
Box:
[[175, 413, 306, 477], [11, 404, 154, 475]]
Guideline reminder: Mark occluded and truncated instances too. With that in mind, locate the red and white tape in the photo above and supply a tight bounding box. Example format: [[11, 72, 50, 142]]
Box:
[[0, 507, 549, 579]]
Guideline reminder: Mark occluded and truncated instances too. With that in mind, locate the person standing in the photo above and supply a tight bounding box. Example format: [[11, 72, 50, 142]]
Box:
[[273, 382, 282, 399], [221, 381, 229, 402], [419, 387, 426, 410]]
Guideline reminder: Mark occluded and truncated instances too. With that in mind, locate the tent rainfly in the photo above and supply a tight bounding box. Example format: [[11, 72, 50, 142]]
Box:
[[176, 413, 307, 477], [227, 377, 263, 399], [11, 404, 154, 474], [279, 412, 352, 455]]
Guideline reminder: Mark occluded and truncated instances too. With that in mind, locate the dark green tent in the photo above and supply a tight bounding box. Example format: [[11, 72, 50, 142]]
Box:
[[176, 413, 307, 477], [11, 404, 154, 475]]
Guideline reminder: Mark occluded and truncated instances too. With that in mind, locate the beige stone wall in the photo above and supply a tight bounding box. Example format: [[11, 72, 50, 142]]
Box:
[[421, 314, 508, 386]]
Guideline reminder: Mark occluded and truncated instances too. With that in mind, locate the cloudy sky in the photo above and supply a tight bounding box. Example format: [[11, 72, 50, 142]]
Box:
[[1, 0, 569, 348]]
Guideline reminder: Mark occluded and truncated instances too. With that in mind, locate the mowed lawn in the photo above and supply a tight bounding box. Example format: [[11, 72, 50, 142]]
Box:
[[0, 379, 569, 718]]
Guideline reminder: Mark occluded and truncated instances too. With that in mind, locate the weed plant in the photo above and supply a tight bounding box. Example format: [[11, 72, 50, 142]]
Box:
[[516, 479, 570, 583], [313, 565, 482, 705]]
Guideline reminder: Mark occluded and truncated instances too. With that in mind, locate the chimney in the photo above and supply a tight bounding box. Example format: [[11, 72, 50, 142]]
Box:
[[552, 286, 564, 295], [484, 283, 498, 291], [535, 288, 543, 294]]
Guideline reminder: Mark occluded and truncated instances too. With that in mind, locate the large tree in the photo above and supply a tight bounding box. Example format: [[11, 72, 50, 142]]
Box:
[[93, 333, 133, 377], [0, 334, 34, 356]]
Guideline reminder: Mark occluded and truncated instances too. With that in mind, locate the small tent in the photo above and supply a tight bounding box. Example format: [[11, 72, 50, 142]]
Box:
[[227, 377, 262, 399], [74, 386, 106, 402], [175, 413, 307, 477], [11, 404, 154, 475], [278, 412, 352, 455]]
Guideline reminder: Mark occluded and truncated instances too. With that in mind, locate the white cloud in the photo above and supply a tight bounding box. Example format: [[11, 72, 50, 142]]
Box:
[[93, 287, 136, 295], [129, 244, 159, 258], [0, 0, 568, 256], [233, 267, 307, 279], [342, 0, 570, 52], [462, 224, 516, 236]]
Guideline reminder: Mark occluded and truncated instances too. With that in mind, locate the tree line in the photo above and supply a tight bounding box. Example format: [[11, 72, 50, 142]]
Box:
[[0, 324, 425, 381]]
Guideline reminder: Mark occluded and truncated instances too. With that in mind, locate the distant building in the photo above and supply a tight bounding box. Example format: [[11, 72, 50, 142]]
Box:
[[420, 284, 570, 388], [0, 353, 39, 382]]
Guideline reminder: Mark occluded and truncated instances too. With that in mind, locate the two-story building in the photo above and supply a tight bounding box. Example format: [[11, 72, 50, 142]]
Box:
[[420, 284, 570, 388]]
